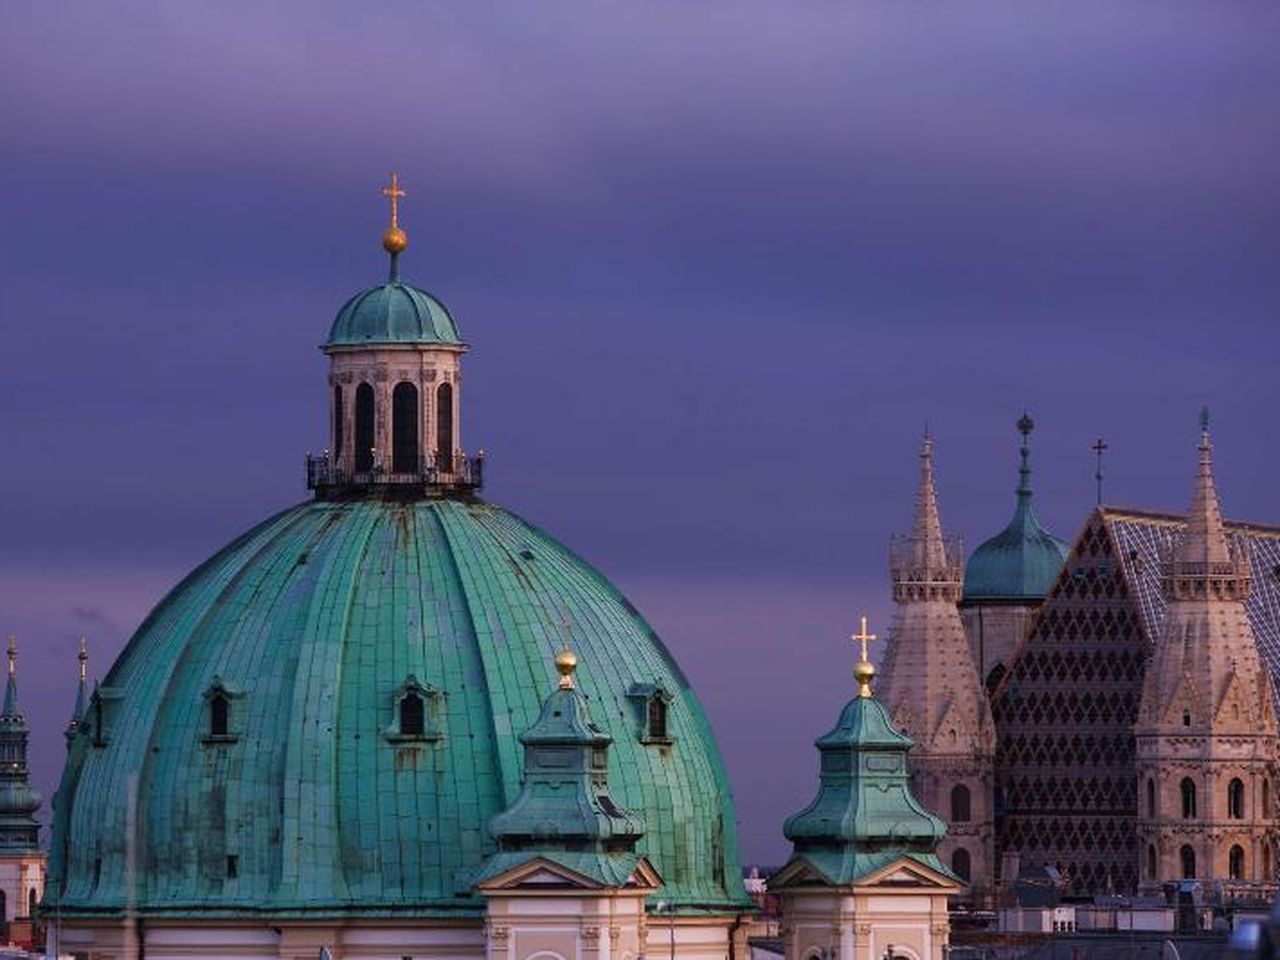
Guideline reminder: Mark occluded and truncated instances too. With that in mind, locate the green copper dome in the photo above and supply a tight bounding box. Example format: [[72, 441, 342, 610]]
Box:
[[325, 280, 463, 348], [964, 416, 1068, 602], [47, 498, 747, 920]]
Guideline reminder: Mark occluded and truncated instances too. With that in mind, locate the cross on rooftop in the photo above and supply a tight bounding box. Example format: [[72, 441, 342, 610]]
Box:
[[381, 172, 405, 229], [852, 615, 877, 664]]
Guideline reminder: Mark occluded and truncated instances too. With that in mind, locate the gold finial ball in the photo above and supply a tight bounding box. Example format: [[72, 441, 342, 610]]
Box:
[[555, 648, 578, 683], [854, 659, 875, 698], [382, 227, 408, 255]]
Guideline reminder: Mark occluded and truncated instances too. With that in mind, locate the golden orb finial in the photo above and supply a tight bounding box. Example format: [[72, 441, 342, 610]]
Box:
[[380, 172, 408, 258], [555, 647, 578, 690], [851, 614, 878, 698]]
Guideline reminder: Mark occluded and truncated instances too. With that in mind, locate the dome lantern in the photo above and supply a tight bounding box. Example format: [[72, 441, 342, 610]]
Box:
[[307, 175, 484, 497]]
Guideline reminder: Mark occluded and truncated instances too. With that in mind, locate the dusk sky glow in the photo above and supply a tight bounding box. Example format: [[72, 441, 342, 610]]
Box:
[[2, 2, 1280, 864]]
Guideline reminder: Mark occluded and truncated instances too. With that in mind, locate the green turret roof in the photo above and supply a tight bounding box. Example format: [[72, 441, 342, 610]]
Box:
[[325, 279, 463, 348], [473, 652, 649, 888], [964, 414, 1069, 602], [47, 498, 747, 920], [783, 689, 950, 886]]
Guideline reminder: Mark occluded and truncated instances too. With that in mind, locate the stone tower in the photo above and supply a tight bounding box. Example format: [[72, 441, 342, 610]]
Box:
[[960, 415, 1070, 691], [879, 435, 997, 902], [1135, 413, 1280, 889], [0, 638, 45, 946]]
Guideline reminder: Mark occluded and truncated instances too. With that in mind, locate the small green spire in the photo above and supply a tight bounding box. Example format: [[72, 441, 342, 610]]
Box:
[[1016, 412, 1035, 501], [2, 636, 17, 719], [67, 637, 89, 741]]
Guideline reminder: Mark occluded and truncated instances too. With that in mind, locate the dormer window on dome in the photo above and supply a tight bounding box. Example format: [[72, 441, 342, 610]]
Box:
[[384, 675, 441, 743], [307, 174, 485, 498], [627, 683, 673, 745], [202, 677, 241, 744]]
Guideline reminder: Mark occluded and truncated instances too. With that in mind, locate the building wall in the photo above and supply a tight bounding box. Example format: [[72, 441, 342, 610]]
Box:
[[47, 914, 741, 960], [991, 514, 1147, 894], [960, 603, 1037, 692], [908, 761, 994, 904], [783, 888, 951, 960]]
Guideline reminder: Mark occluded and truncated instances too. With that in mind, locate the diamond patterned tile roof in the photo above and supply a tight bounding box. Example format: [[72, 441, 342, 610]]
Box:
[[47, 498, 748, 919], [1104, 506, 1280, 710]]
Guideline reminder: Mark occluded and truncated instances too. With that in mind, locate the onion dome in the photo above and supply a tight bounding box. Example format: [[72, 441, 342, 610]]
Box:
[[47, 499, 747, 918], [963, 414, 1069, 603], [782, 619, 950, 885]]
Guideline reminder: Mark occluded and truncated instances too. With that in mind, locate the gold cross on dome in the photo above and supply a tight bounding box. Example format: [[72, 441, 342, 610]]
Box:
[[852, 615, 877, 663], [381, 172, 406, 229]]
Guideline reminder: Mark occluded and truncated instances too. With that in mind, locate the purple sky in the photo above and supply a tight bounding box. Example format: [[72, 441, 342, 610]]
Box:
[[2, 2, 1279, 865]]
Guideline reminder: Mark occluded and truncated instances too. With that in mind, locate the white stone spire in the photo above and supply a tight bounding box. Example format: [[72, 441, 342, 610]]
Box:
[[910, 433, 949, 572], [878, 432, 996, 901], [1173, 408, 1233, 570], [1134, 413, 1279, 889]]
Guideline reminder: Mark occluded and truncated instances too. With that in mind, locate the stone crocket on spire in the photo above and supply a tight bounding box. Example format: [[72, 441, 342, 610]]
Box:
[[0, 637, 42, 852], [1134, 412, 1279, 888], [878, 434, 996, 899]]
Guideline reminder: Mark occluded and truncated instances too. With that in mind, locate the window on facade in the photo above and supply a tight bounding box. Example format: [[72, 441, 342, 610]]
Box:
[[210, 693, 229, 738], [400, 691, 425, 737], [951, 784, 972, 823], [1180, 845, 1196, 879], [26, 888, 35, 920], [1182, 711, 1192, 727], [1229, 778, 1245, 819], [951, 847, 971, 883], [435, 383, 454, 470], [1230, 845, 1245, 880], [1147, 844, 1157, 880], [355, 383, 376, 472], [1146, 778, 1156, 817], [226, 854, 239, 879], [1180, 778, 1197, 819], [333, 385, 344, 459], [647, 697, 668, 741], [1265, 779, 1272, 817], [391, 381, 419, 473], [1266, 843, 1274, 880], [985, 663, 1007, 695]]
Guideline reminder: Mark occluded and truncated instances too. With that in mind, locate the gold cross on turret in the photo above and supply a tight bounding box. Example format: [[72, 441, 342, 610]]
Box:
[[851, 614, 877, 698], [381, 172, 406, 229]]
